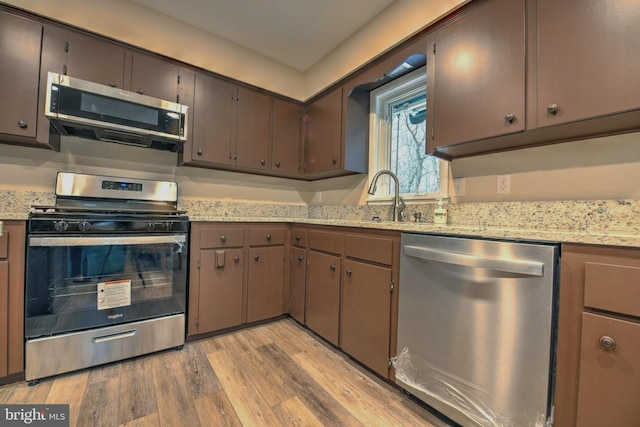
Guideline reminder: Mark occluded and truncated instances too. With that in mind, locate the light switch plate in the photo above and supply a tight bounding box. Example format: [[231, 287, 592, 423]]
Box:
[[453, 178, 466, 196]]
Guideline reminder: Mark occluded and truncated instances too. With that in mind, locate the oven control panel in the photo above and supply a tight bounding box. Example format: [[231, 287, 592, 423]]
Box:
[[29, 217, 189, 234], [102, 180, 143, 192]]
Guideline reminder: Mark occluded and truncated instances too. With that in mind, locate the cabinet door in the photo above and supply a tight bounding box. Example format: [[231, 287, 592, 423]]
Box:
[[192, 73, 234, 165], [272, 98, 301, 175], [289, 247, 306, 324], [247, 246, 284, 322], [305, 251, 341, 345], [65, 30, 125, 88], [0, 12, 42, 139], [538, 1, 640, 127], [341, 259, 391, 377], [0, 261, 7, 377], [432, 0, 525, 147], [235, 87, 271, 170], [576, 312, 640, 426], [305, 87, 343, 174], [197, 249, 244, 333], [128, 53, 179, 101]]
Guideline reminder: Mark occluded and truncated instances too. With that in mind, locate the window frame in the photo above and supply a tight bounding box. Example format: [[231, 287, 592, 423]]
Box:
[[367, 66, 449, 204]]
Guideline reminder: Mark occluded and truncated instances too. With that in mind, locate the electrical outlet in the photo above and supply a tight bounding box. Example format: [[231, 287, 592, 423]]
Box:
[[316, 192, 323, 202], [497, 175, 511, 193], [453, 178, 466, 196]]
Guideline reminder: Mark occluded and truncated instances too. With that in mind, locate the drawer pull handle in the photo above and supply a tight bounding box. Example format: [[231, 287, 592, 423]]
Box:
[[254, 254, 260, 261], [220, 235, 227, 242], [234, 256, 240, 263], [599, 336, 616, 350], [330, 264, 336, 271], [346, 268, 353, 276], [295, 235, 301, 241], [266, 234, 272, 241]]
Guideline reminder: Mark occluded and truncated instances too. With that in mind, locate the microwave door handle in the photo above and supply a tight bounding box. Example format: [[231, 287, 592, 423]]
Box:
[[29, 235, 187, 247], [403, 245, 544, 277]]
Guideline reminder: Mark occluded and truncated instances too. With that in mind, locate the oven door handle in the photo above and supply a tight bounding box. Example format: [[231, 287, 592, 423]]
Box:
[[403, 245, 544, 277], [29, 235, 187, 247]]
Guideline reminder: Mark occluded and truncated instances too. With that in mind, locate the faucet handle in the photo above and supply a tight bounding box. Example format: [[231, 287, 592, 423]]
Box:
[[397, 197, 406, 222]]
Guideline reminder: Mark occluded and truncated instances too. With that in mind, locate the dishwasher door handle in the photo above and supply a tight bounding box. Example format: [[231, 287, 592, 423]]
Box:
[[403, 245, 544, 277]]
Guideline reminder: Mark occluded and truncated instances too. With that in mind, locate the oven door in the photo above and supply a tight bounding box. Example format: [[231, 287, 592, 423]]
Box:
[[25, 233, 187, 339]]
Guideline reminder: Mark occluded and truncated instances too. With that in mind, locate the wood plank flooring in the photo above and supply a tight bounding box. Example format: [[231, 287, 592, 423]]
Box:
[[0, 319, 444, 426]]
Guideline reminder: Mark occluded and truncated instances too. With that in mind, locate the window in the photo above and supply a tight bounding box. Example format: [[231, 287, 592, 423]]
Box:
[[368, 66, 448, 202]]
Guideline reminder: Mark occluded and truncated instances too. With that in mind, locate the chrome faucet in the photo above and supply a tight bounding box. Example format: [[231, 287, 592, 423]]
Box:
[[367, 170, 405, 222]]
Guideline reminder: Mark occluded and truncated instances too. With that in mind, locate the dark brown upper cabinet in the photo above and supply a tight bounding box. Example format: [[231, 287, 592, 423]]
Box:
[[0, 11, 45, 146], [537, 0, 640, 127], [127, 52, 181, 102], [183, 72, 272, 171], [430, 0, 525, 150], [271, 98, 302, 176], [304, 87, 343, 176]]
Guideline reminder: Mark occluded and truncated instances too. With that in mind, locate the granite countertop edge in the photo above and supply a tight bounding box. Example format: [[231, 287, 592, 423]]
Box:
[[188, 216, 640, 248]]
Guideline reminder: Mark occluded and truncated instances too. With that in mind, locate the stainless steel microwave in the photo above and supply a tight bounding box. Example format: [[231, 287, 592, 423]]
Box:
[[45, 71, 188, 152]]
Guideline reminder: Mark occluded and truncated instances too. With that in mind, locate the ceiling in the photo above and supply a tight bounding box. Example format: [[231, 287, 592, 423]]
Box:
[[131, 0, 396, 72]]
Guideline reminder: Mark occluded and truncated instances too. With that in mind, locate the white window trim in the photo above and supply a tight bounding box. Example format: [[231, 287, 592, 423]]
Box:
[[367, 66, 448, 204]]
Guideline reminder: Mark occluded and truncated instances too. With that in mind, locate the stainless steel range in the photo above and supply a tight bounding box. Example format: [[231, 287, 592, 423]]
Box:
[[25, 172, 188, 383]]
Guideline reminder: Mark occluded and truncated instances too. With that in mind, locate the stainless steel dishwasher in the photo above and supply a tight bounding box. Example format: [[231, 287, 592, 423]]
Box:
[[395, 233, 559, 427]]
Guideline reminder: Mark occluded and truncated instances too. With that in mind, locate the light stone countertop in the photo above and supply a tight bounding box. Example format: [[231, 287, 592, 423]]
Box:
[[3, 189, 640, 248]]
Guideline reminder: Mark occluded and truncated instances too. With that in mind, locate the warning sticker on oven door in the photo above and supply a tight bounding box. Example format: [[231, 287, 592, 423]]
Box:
[[97, 279, 132, 310]]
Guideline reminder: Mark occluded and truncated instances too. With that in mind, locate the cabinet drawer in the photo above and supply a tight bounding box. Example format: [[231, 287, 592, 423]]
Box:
[[585, 262, 640, 318], [291, 228, 307, 247], [308, 230, 342, 254], [345, 234, 393, 265], [576, 312, 640, 426], [200, 228, 244, 248], [249, 227, 285, 246], [0, 232, 7, 259]]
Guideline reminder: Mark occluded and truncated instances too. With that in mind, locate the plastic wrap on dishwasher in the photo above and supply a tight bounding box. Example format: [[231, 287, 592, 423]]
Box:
[[393, 347, 548, 427]]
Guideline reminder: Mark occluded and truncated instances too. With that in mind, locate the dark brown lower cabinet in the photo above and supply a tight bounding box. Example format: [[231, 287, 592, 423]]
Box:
[[0, 221, 25, 380], [305, 251, 341, 345], [247, 246, 285, 322], [198, 248, 244, 332], [289, 247, 306, 323], [575, 312, 640, 427], [341, 259, 392, 377]]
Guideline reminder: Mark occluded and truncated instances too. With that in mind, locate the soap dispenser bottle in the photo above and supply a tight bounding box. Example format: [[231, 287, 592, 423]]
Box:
[[434, 199, 447, 225]]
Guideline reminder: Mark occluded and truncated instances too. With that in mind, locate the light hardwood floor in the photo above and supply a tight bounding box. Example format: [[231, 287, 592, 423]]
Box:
[[0, 319, 444, 426]]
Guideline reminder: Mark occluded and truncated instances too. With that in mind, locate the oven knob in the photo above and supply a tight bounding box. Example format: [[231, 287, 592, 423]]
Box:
[[162, 222, 172, 231], [79, 220, 91, 232], [145, 222, 155, 231], [54, 220, 69, 232]]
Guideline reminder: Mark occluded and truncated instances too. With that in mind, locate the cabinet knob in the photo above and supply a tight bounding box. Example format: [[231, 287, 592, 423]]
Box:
[[275, 161, 281, 168], [330, 264, 336, 271], [504, 113, 515, 123], [260, 159, 266, 165], [599, 335, 616, 350], [331, 158, 337, 165], [234, 256, 240, 263], [108, 81, 116, 87], [547, 103, 559, 114], [17, 120, 27, 129], [254, 254, 260, 261], [346, 268, 353, 276], [197, 149, 203, 156], [298, 256, 303, 261], [137, 89, 144, 95], [295, 235, 301, 241], [220, 235, 227, 242], [266, 234, 272, 241]]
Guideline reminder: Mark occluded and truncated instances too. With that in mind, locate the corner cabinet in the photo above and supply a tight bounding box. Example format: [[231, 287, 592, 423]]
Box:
[[556, 244, 640, 427], [430, 0, 525, 150], [0, 221, 26, 381]]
